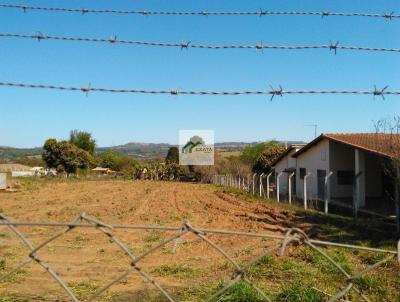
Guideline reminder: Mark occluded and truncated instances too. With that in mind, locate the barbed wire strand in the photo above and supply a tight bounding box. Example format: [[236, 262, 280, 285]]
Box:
[[0, 213, 398, 302], [0, 4, 399, 20], [0, 82, 398, 100], [1, 33, 400, 54]]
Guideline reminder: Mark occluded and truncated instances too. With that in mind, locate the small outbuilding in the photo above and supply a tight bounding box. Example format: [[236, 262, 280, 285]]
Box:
[[92, 167, 115, 175]]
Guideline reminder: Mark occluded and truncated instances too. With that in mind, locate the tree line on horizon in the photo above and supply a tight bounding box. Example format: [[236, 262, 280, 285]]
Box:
[[1, 129, 287, 181]]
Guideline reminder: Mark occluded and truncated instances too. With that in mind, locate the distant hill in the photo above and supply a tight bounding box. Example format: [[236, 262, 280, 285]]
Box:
[[98, 143, 172, 159], [0, 146, 43, 160], [0, 140, 305, 161]]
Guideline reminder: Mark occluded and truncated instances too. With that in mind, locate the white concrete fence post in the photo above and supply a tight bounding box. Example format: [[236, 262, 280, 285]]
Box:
[[277, 172, 283, 203], [324, 171, 333, 215], [259, 173, 265, 197], [352, 171, 363, 218], [288, 172, 295, 205], [303, 173, 311, 210], [266, 172, 273, 199], [252, 173, 257, 195]]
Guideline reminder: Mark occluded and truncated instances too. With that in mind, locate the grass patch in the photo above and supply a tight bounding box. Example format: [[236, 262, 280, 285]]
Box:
[[0, 295, 29, 302], [296, 247, 352, 275], [214, 281, 265, 302], [353, 275, 388, 296], [0, 260, 5, 270], [152, 263, 198, 279], [143, 231, 162, 243], [69, 281, 100, 299], [275, 284, 324, 302]]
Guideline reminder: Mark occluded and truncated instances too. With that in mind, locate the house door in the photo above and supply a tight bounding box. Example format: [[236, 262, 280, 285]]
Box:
[[317, 170, 326, 200]]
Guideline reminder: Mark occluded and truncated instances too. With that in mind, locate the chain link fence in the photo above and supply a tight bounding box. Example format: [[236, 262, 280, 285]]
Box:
[[0, 213, 399, 302]]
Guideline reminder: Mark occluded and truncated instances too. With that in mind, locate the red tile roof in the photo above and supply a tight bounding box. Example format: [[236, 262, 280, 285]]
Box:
[[293, 133, 400, 158]]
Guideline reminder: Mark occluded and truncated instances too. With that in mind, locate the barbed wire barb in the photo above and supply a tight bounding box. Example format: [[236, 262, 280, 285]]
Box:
[[269, 85, 284, 101], [373, 85, 389, 100], [329, 41, 340, 55]]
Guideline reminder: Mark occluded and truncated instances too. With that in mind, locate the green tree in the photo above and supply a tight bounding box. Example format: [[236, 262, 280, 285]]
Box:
[[165, 146, 179, 164], [253, 143, 286, 174], [96, 151, 119, 169], [240, 142, 274, 166], [114, 156, 139, 173], [69, 130, 96, 155], [42, 139, 61, 169], [42, 139, 93, 175]]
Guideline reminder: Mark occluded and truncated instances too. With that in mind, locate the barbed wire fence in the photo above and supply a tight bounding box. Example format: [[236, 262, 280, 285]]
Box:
[[0, 212, 399, 302], [0, 4, 399, 20], [0, 82, 398, 100], [1, 32, 400, 54]]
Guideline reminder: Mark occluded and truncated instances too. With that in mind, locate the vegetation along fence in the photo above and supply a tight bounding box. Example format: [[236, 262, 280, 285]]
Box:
[[212, 174, 400, 232]]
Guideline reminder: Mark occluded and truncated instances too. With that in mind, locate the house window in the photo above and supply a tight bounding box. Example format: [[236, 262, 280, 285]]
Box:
[[299, 168, 306, 179], [337, 171, 354, 185]]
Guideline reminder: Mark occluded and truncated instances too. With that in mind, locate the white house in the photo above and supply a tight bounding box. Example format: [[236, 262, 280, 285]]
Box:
[[271, 144, 305, 200], [272, 133, 399, 216]]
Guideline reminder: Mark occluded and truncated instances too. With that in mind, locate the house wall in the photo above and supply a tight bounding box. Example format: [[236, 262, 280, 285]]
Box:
[[273, 148, 300, 198], [365, 154, 384, 198], [296, 139, 385, 201], [296, 139, 330, 199], [329, 141, 354, 198]]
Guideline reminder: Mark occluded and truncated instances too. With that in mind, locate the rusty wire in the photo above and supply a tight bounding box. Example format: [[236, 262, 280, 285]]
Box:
[[0, 213, 399, 302], [0, 82, 399, 100], [0, 4, 399, 20], [1, 32, 400, 54]]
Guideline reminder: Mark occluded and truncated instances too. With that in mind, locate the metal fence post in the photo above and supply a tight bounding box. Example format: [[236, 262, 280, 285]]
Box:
[[266, 172, 272, 199], [288, 172, 295, 204], [303, 173, 311, 210], [324, 171, 333, 215], [277, 172, 283, 203]]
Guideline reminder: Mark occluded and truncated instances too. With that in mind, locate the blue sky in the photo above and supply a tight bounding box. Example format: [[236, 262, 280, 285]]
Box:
[[1, 0, 399, 147]]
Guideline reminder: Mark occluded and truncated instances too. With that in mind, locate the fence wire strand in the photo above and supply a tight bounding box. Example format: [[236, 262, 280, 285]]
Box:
[[0, 82, 399, 99], [0, 4, 399, 20], [0, 213, 399, 302], [1, 33, 400, 54]]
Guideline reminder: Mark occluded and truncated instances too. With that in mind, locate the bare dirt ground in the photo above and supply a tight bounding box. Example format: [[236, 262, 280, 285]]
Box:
[[0, 179, 398, 301]]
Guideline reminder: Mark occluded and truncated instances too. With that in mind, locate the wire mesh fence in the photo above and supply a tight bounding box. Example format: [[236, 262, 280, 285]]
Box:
[[0, 212, 398, 302]]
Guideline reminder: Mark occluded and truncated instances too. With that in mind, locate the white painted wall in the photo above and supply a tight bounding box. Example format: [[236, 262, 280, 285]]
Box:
[[296, 139, 385, 202], [273, 147, 302, 198], [0, 173, 6, 190], [11, 171, 34, 177], [296, 139, 330, 200]]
